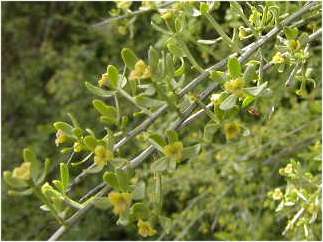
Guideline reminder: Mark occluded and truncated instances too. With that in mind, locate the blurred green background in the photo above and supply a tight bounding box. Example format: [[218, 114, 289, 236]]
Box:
[[1, 1, 321, 241]]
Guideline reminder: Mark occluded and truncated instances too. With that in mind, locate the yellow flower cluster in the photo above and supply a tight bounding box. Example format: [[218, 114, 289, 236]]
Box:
[[108, 191, 132, 215], [55, 129, 68, 146], [98, 73, 110, 88], [129, 60, 151, 81], [289, 39, 301, 51], [272, 52, 285, 64], [224, 78, 245, 96], [94, 145, 114, 167], [12, 162, 31, 181], [163, 141, 184, 160], [272, 188, 283, 200], [73, 142, 83, 153], [137, 219, 157, 237], [224, 122, 241, 140]]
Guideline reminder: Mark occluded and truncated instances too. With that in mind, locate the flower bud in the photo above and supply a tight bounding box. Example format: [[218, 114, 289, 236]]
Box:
[[55, 129, 68, 146], [12, 162, 31, 181], [163, 141, 184, 160], [272, 188, 283, 200], [224, 78, 245, 96], [272, 52, 285, 64], [94, 145, 114, 167], [73, 142, 83, 153], [224, 122, 241, 140], [137, 219, 157, 237], [108, 191, 132, 215]]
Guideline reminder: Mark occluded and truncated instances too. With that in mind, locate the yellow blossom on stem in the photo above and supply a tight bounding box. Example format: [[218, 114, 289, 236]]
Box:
[[94, 145, 114, 167], [108, 191, 132, 215], [12, 162, 31, 181], [272, 52, 285, 64], [284, 163, 294, 175], [224, 78, 245, 96], [129, 60, 151, 81], [163, 141, 184, 160], [73, 142, 82, 153], [55, 129, 68, 146], [272, 188, 283, 200], [224, 122, 241, 140], [137, 219, 157, 237], [98, 73, 109, 88], [289, 39, 301, 51]]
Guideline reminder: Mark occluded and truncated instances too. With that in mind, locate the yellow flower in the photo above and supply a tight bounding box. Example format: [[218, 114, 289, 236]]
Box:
[[224, 78, 245, 96], [98, 73, 109, 88], [163, 141, 184, 160], [55, 129, 68, 146], [137, 219, 157, 237], [289, 39, 301, 51], [94, 145, 114, 167], [272, 188, 283, 200], [12, 162, 31, 181], [239, 26, 250, 40], [224, 122, 241, 140], [284, 163, 293, 175], [108, 192, 132, 215], [129, 60, 151, 81], [73, 142, 82, 153], [272, 52, 284, 64]]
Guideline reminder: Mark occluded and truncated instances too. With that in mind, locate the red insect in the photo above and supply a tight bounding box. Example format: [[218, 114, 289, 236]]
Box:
[[247, 107, 261, 117]]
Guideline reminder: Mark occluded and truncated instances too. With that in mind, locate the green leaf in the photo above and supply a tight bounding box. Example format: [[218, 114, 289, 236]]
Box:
[[59, 163, 69, 192], [107, 65, 119, 89], [242, 95, 255, 108], [23, 148, 40, 183], [92, 99, 117, 117], [85, 82, 114, 97], [244, 81, 268, 96], [121, 48, 138, 70], [130, 202, 149, 220], [243, 64, 258, 82], [227, 57, 241, 78], [165, 53, 175, 77], [166, 130, 178, 143], [174, 57, 185, 77], [148, 46, 159, 71], [83, 135, 97, 151], [182, 144, 201, 160], [220, 94, 237, 110], [3, 171, 29, 189], [53, 121, 73, 135], [132, 181, 146, 200], [148, 133, 166, 152], [8, 188, 33, 196], [93, 197, 110, 210], [167, 38, 185, 58], [203, 122, 219, 142], [36, 158, 52, 184], [210, 71, 225, 81], [103, 171, 120, 191], [151, 157, 169, 172], [284, 27, 299, 40], [134, 96, 165, 108], [159, 215, 172, 234], [116, 169, 131, 192]]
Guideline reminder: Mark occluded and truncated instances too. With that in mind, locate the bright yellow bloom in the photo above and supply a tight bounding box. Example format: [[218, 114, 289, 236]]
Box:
[[272, 52, 284, 64], [284, 163, 293, 175], [12, 162, 31, 181], [55, 129, 68, 146], [73, 142, 82, 153], [272, 188, 283, 200], [98, 73, 109, 88], [137, 219, 157, 237], [108, 192, 132, 215], [224, 78, 245, 96], [224, 122, 241, 140], [289, 39, 301, 51], [163, 141, 184, 160], [129, 60, 151, 81], [94, 145, 114, 167]]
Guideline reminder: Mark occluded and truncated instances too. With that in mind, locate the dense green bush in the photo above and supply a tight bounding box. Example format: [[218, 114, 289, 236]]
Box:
[[2, 1, 321, 241]]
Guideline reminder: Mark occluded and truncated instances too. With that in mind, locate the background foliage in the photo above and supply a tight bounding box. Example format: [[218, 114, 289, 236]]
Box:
[[1, 1, 322, 240]]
